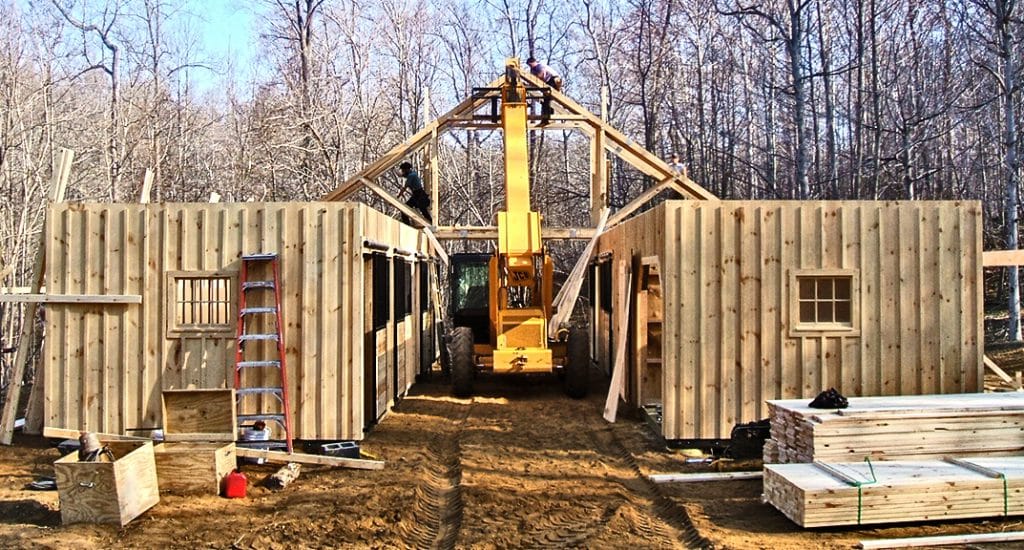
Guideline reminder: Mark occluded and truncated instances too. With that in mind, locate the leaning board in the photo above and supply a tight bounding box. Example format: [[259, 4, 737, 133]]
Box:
[[764, 457, 1024, 528]]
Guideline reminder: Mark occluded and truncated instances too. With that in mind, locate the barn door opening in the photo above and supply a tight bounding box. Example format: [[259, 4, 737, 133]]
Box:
[[635, 258, 663, 409], [363, 252, 390, 430]]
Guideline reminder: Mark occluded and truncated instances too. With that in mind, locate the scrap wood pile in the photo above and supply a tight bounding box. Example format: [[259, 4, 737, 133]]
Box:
[[764, 457, 1024, 527], [763, 393, 1024, 464]]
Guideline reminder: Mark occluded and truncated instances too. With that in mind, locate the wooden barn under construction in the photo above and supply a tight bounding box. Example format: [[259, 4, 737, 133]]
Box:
[[40, 202, 438, 441], [591, 200, 984, 442], [21, 63, 986, 450]]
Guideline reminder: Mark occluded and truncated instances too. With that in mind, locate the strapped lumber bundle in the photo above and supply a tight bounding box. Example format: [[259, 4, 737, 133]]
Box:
[[764, 393, 1024, 464], [764, 457, 1024, 528]]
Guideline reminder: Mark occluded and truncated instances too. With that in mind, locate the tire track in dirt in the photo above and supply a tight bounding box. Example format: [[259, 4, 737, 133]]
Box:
[[588, 423, 712, 549], [397, 397, 471, 550]]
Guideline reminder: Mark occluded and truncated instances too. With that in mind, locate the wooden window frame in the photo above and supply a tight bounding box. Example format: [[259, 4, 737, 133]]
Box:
[[788, 269, 861, 337], [165, 270, 238, 337]]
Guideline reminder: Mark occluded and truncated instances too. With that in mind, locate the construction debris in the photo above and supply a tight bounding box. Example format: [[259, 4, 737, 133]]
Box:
[[266, 463, 301, 490], [235, 448, 384, 470], [648, 471, 761, 484]]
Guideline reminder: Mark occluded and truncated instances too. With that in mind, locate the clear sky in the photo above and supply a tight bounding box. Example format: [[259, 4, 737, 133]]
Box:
[[192, 0, 257, 92]]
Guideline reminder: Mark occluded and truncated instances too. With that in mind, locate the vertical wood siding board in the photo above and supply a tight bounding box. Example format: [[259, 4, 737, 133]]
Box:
[[939, 205, 961, 390], [309, 207, 324, 437], [81, 209, 97, 429], [872, 207, 885, 395], [351, 205, 364, 439], [757, 207, 774, 411], [694, 205, 705, 437], [969, 204, 983, 388], [681, 205, 698, 437], [798, 205, 812, 396], [317, 207, 332, 439], [832, 207, 844, 391], [662, 205, 678, 438], [779, 206, 795, 398], [742, 206, 761, 420], [774, 206, 784, 400], [952, 205, 966, 390], [719, 206, 733, 433], [897, 206, 913, 394], [917, 204, 931, 393], [935, 206, 949, 390], [132, 208, 148, 433], [886, 205, 902, 395], [844, 206, 862, 395], [55, 207, 71, 427]]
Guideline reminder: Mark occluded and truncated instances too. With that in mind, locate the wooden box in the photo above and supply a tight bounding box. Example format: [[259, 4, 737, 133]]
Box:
[[154, 389, 237, 495], [54, 441, 160, 526]]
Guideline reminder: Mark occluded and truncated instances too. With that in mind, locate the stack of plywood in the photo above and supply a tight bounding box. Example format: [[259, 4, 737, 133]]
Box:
[[764, 393, 1024, 464], [764, 457, 1024, 527]]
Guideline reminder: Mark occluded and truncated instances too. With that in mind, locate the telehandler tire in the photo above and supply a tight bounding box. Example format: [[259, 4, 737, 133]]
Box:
[[564, 328, 589, 398], [450, 326, 475, 397]]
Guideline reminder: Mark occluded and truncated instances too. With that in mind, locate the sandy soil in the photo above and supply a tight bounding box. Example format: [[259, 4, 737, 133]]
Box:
[[2, 371, 1024, 549]]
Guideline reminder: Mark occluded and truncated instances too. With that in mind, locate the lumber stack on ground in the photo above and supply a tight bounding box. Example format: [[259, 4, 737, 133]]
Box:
[[764, 457, 1024, 528], [763, 393, 1024, 464]]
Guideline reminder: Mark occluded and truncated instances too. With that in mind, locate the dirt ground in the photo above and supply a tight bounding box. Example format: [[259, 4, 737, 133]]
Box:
[[3, 371, 1024, 549]]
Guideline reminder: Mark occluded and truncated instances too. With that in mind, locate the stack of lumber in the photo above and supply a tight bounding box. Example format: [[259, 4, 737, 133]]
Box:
[[764, 457, 1024, 527], [764, 393, 1024, 464]]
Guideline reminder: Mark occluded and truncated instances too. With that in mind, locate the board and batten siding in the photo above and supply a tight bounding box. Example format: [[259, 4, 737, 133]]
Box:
[[44, 202, 425, 440], [597, 200, 983, 441]]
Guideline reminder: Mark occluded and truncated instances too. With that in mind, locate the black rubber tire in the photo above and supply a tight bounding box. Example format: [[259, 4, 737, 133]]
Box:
[[564, 328, 589, 398], [450, 326, 475, 397]]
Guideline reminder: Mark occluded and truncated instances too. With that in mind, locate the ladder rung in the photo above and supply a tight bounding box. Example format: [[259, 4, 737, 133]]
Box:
[[243, 253, 278, 261], [239, 334, 279, 342], [237, 360, 281, 369], [242, 281, 276, 290], [238, 414, 287, 424], [240, 307, 277, 315], [235, 387, 283, 397]]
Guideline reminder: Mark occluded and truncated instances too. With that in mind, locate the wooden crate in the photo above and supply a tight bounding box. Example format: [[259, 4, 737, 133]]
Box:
[[155, 389, 237, 495], [54, 441, 160, 526]]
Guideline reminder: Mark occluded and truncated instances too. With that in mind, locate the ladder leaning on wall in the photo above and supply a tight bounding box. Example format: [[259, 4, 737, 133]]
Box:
[[234, 253, 294, 454]]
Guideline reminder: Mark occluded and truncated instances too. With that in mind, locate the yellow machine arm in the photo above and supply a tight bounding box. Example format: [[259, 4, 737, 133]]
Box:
[[488, 59, 555, 372]]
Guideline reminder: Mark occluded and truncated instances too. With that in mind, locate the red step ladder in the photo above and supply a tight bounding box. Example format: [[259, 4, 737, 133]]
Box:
[[234, 253, 294, 453]]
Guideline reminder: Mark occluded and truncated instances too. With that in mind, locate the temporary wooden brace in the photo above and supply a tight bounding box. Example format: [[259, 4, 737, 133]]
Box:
[[984, 354, 1023, 391], [982, 249, 1024, 267], [234, 447, 384, 470], [0, 148, 73, 445], [549, 209, 609, 339], [43, 426, 149, 441], [138, 169, 154, 204], [858, 531, 1024, 549], [648, 471, 762, 483], [0, 294, 142, 304], [603, 261, 634, 423], [434, 226, 597, 241]]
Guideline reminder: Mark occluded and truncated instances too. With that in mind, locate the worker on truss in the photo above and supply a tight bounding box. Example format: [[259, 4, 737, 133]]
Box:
[[397, 161, 432, 225], [526, 57, 562, 124]]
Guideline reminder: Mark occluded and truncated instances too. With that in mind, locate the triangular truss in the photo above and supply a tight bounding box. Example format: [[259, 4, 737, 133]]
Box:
[[321, 66, 717, 238]]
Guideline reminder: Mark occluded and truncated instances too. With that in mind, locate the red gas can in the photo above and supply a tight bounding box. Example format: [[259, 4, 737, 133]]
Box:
[[223, 469, 247, 498]]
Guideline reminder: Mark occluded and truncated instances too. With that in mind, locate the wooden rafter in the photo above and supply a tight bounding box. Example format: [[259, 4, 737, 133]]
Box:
[[517, 68, 717, 202]]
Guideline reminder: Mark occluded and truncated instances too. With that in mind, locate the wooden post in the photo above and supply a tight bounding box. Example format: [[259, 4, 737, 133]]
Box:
[[429, 127, 439, 226], [1, 148, 74, 444], [603, 261, 633, 422], [590, 129, 607, 226]]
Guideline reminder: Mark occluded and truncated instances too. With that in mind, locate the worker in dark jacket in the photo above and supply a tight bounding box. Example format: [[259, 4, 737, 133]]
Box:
[[527, 57, 562, 124], [397, 162, 432, 225]]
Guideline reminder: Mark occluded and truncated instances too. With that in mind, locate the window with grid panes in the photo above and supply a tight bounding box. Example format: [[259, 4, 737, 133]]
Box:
[[166, 272, 236, 335], [797, 276, 852, 327]]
